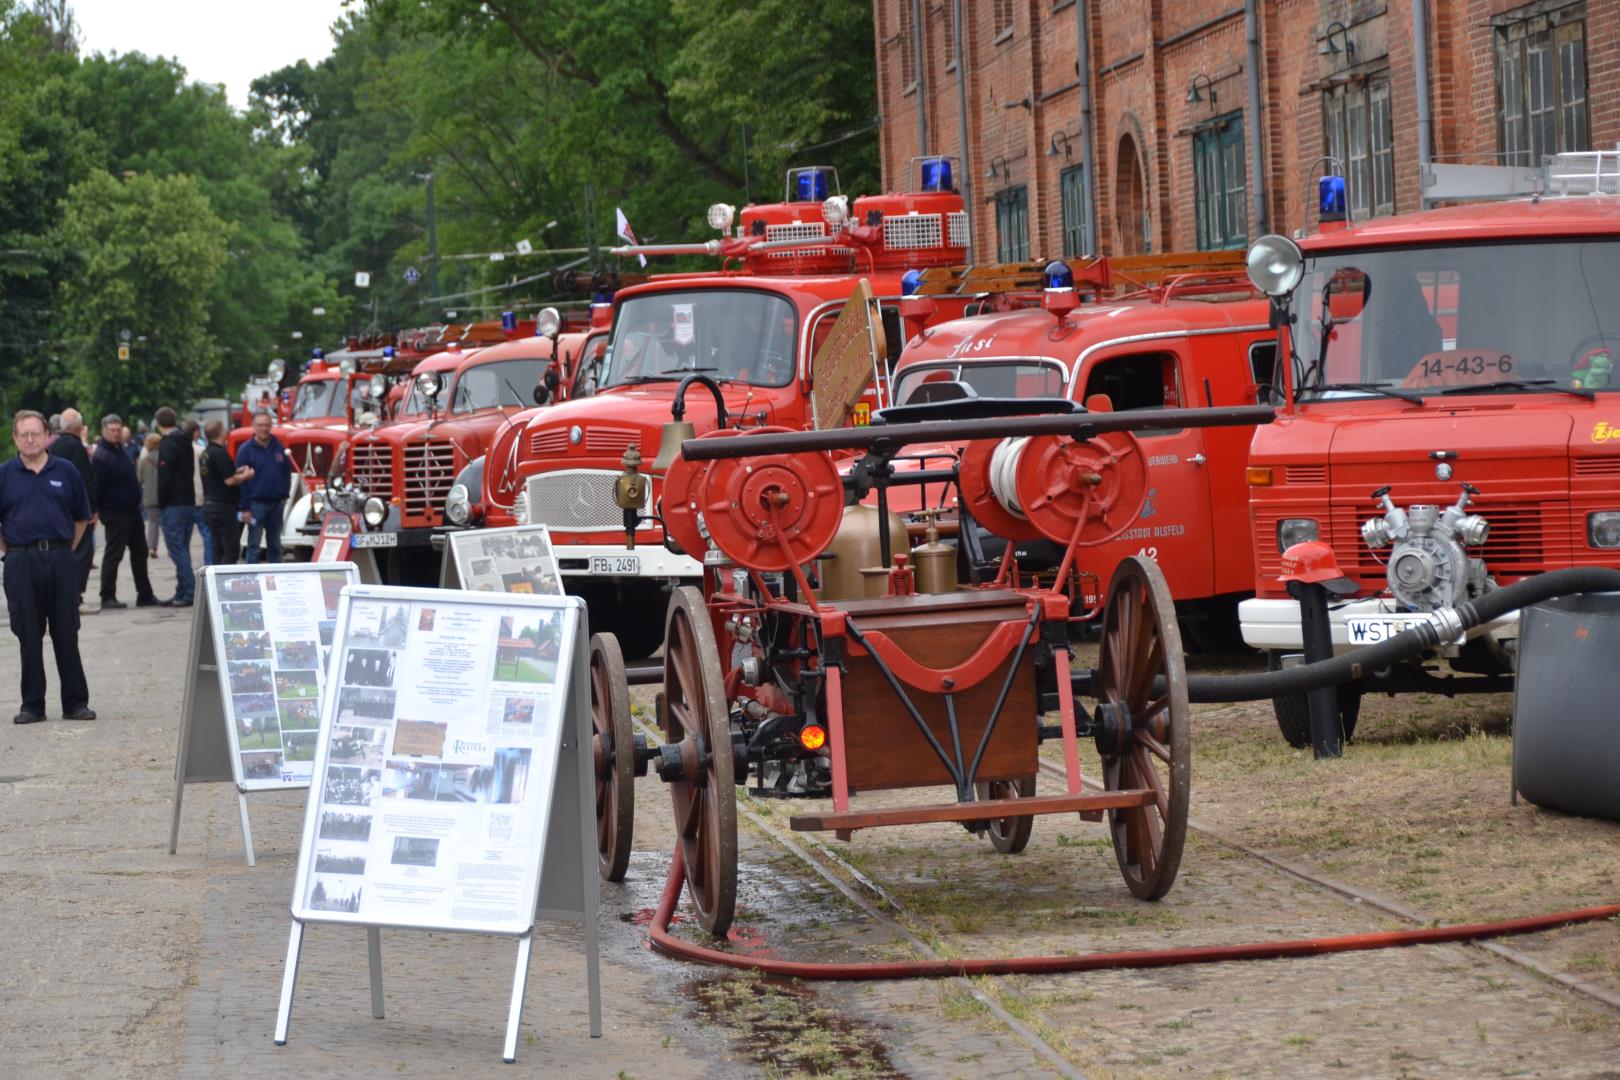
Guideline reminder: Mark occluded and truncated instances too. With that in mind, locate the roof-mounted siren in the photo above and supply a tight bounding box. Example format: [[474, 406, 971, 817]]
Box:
[[899, 268, 938, 337], [916, 155, 957, 193], [1318, 174, 1349, 231], [501, 310, 518, 334], [787, 166, 839, 203], [854, 155, 968, 272], [1042, 260, 1079, 321]]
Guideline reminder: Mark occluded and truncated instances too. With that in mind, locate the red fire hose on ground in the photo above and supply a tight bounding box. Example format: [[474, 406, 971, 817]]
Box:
[[647, 846, 1620, 982]]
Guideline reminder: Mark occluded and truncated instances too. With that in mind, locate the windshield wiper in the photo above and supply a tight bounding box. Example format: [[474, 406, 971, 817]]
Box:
[[1310, 381, 1426, 404], [1435, 378, 1594, 400]]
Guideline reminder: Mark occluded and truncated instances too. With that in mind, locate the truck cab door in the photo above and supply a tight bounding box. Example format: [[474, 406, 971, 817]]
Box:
[[1073, 346, 1215, 600]]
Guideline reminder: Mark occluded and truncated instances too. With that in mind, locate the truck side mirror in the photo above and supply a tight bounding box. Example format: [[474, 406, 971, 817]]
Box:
[[532, 383, 551, 406]]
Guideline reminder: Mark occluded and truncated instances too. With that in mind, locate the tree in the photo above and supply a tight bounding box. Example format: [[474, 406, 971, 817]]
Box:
[[52, 171, 229, 420]]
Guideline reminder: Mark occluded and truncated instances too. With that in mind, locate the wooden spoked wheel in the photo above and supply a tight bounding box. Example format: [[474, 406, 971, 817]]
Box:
[[590, 632, 634, 882], [662, 586, 738, 936], [1094, 556, 1190, 900], [972, 777, 1037, 854]]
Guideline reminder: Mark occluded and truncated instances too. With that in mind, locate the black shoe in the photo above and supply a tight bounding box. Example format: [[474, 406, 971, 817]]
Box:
[[165, 597, 193, 608], [63, 706, 96, 721], [136, 596, 161, 608], [13, 710, 45, 724], [101, 599, 128, 610]]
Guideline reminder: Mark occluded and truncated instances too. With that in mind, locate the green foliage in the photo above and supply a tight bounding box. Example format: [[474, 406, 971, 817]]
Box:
[[52, 171, 228, 420]]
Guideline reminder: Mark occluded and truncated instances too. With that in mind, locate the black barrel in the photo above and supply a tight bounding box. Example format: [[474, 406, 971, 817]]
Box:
[[1512, 592, 1620, 821]]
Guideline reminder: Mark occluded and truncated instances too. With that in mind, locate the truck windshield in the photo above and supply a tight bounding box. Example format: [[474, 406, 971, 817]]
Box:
[[894, 359, 1067, 404], [290, 379, 343, 420], [602, 290, 797, 388], [450, 358, 550, 413], [1291, 239, 1620, 399]]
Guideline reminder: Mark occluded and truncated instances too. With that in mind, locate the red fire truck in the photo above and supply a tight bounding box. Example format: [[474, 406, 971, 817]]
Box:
[[1240, 153, 1620, 744], [891, 253, 1272, 647], [472, 163, 972, 657]]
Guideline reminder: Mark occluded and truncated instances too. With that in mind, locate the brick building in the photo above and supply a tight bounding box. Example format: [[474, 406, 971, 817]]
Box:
[[874, 0, 1620, 260]]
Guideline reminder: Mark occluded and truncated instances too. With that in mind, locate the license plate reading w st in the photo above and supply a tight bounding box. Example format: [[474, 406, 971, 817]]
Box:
[[589, 556, 639, 574], [1344, 613, 1462, 646]]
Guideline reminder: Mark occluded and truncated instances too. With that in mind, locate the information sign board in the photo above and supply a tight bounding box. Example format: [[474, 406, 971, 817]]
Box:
[[810, 277, 886, 430], [441, 524, 565, 595], [312, 511, 354, 564]]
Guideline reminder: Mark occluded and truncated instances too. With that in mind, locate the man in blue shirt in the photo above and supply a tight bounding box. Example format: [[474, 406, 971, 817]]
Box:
[[0, 410, 95, 723], [235, 411, 292, 564]]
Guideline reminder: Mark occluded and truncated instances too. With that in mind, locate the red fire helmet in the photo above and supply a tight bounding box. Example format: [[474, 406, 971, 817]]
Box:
[[1278, 541, 1359, 595]]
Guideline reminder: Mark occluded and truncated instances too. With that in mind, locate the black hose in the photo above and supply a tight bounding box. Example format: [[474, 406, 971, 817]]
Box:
[[1130, 569, 1620, 704]]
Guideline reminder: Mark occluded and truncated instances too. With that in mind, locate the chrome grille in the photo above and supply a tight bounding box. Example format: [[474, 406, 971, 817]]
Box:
[[350, 441, 393, 497], [529, 428, 568, 456], [585, 426, 641, 455], [403, 438, 456, 523], [948, 211, 969, 247], [522, 469, 623, 532], [883, 212, 943, 250]]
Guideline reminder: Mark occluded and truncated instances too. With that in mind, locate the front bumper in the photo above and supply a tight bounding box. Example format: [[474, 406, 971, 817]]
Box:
[[1239, 595, 1520, 655], [549, 541, 701, 580]]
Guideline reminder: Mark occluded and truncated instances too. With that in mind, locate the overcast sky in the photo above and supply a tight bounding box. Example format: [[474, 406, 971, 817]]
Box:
[[71, 0, 351, 110]]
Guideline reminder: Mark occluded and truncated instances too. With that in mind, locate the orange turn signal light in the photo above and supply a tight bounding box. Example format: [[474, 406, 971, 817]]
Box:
[[1246, 466, 1274, 486], [798, 724, 827, 752]]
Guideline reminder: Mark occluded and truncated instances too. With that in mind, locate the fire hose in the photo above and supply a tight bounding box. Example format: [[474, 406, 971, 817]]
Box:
[[647, 567, 1620, 980]]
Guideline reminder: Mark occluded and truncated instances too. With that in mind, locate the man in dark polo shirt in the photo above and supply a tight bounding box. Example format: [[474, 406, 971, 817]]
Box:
[[155, 406, 198, 606], [0, 410, 95, 723], [235, 411, 291, 564], [200, 420, 252, 564], [91, 413, 159, 609]]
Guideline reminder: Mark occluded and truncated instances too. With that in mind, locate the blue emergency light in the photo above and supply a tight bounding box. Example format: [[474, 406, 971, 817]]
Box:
[[312, 346, 324, 360], [1318, 175, 1347, 223], [383, 345, 395, 359], [1043, 260, 1075, 290], [901, 269, 923, 296], [501, 310, 516, 332], [794, 168, 831, 202], [920, 157, 954, 192]]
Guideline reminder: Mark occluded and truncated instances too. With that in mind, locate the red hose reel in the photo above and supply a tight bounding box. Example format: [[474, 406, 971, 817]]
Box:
[[958, 430, 1148, 547]]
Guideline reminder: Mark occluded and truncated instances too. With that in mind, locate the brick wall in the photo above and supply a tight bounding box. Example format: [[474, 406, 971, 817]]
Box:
[[874, 0, 1620, 259]]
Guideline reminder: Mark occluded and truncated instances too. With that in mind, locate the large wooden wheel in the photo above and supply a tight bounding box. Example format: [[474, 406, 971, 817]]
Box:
[[973, 777, 1037, 854], [1094, 556, 1190, 900], [590, 632, 634, 882], [662, 586, 738, 936]]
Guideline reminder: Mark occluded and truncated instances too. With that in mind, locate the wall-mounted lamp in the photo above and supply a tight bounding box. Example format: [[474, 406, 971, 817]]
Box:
[[1001, 96, 1033, 112], [986, 155, 1010, 180], [1046, 132, 1074, 160], [1186, 73, 1217, 108], [1320, 21, 1356, 61]]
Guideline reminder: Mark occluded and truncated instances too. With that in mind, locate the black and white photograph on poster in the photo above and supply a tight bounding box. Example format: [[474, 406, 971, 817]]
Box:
[[318, 811, 372, 842], [328, 725, 388, 768], [241, 750, 283, 781], [279, 699, 320, 729], [383, 759, 439, 800], [348, 602, 409, 649], [233, 693, 277, 720], [219, 575, 263, 600], [273, 640, 318, 668], [342, 648, 397, 688], [491, 612, 562, 684], [390, 836, 439, 868], [308, 874, 362, 913], [336, 686, 396, 723], [275, 669, 320, 699], [450, 526, 565, 596], [315, 845, 367, 875], [223, 631, 271, 661], [324, 766, 382, 806], [283, 730, 318, 762], [227, 660, 273, 695], [221, 602, 265, 631]]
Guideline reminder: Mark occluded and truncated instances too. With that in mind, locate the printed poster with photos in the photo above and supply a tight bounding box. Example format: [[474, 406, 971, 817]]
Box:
[[209, 564, 357, 791], [447, 524, 565, 596], [290, 587, 576, 936]]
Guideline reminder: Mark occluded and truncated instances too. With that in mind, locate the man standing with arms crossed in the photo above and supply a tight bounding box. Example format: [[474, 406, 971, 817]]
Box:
[[235, 411, 291, 564], [0, 411, 95, 723]]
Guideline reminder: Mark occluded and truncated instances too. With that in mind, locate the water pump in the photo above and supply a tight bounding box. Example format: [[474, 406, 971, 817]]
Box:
[[1360, 483, 1493, 612]]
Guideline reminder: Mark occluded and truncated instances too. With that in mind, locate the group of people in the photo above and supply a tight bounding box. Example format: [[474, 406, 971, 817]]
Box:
[[0, 406, 292, 724]]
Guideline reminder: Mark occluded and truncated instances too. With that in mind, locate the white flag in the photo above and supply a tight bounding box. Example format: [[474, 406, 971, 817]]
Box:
[[615, 207, 647, 267]]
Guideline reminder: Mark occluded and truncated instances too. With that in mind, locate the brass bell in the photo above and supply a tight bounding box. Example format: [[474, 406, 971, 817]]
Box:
[[652, 419, 697, 472]]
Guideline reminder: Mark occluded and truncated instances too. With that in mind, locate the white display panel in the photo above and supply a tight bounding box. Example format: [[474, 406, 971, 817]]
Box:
[[288, 585, 578, 936], [444, 524, 565, 596]]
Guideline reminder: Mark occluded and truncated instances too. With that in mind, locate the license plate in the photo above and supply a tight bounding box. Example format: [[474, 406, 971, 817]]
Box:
[[351, 532, 398, 549], [590, 556, 639, 574], [1345, 613, 1461, 646]]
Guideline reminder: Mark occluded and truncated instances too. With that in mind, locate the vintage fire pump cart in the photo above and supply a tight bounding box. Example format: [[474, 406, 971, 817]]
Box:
[[586, 385, 1270, 934]]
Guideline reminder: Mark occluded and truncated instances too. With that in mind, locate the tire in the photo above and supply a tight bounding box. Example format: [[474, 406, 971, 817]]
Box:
[[1267, 650, 1361, 748], [571, 580, 671, 660]]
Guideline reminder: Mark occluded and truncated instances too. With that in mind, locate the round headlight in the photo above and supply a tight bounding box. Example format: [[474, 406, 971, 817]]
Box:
[[707, 202, 736, 233], [368, 373, 387, 399], [415, 370, 442, 399], [362, 497, 387, 527], [821, 195, 850, 228], [535, 307, 562, 338], [338, 356, 356, 377], [1247, 235, 1305, 298], [267, 358, 286, 382], [445, 483, 471, 526]]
